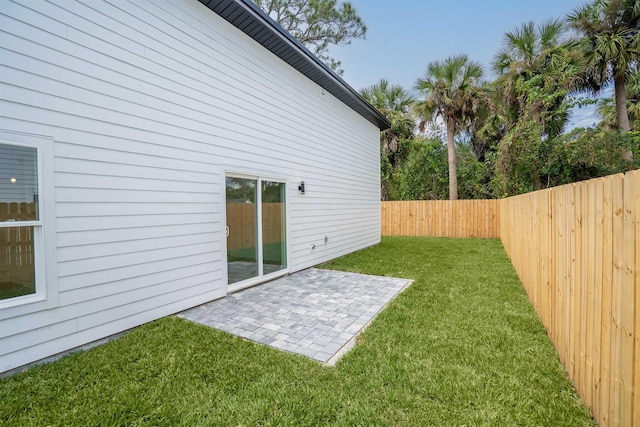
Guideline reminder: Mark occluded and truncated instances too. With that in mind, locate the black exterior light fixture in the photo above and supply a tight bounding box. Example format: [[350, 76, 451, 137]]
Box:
[[298, 181, 305, 194]]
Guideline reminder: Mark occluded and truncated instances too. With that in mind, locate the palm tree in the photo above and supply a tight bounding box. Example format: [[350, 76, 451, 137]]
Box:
[[492, 19, 583, 138], [360, 79, 416, 163], [598, 66, 640, 130], [568, 0, 640, 134], [360, 79, 416, 200], [493, 19, 566, 76], [415, 54, 486, 200], [487, 20, 586, 196]]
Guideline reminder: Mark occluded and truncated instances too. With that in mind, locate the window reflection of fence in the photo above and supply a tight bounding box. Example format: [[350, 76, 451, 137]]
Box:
[[0, 203, 35, 287], [226, 203, 284, 251]]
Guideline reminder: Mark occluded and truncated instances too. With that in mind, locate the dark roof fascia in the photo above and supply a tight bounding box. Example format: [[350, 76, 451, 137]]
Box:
[[199, 0, 391, 130]]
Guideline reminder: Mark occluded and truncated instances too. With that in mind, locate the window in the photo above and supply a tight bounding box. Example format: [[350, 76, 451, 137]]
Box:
[[0, 130, 56, 314], [0, 143, 39, 301]]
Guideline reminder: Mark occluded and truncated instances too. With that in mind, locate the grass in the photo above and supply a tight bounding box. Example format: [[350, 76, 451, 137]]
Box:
[[0, 237, 595, 426]]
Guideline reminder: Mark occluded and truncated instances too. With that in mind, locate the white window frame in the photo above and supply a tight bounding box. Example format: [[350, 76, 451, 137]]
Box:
[[0, 130, 58, 319]]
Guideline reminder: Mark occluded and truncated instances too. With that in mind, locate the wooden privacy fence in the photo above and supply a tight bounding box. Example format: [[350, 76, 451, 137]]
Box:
[[500, 172, 640, 427], [381, 199, 500, 238], [226, 203, 284, 251], [381, 172, 639, 426], [0, 203, 35, 288]]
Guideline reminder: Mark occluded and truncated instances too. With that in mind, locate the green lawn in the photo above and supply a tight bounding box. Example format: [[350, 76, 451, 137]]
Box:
[[0, 237, 595, 426]]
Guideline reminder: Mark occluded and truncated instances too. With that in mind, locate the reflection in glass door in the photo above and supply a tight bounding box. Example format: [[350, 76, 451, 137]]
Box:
[[262, 181, 286, 275], [226, 176, 286, 287], [225, 177, 258, 284]]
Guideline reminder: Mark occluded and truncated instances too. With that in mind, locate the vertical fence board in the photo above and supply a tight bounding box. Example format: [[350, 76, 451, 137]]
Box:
[[601, 176, 613, 425], [635, 174, 640, 427], [569, 184, 578, 383], [575, 184, 586, 399], [621, 171, 637, 426], [593, 179, 604, 417], [556, 187, 568, 368], [586, 180, 596, 408], [612, 174, 625, 426]]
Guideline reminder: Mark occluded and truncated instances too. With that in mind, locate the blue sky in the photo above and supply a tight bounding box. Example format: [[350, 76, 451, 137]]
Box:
[[330, 0, 600, 129]]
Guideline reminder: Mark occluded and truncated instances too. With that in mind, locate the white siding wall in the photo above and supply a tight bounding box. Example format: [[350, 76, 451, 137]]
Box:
[[0, 0, 380, 372]]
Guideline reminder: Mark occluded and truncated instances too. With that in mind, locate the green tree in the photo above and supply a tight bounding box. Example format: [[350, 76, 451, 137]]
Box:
[[252, 0, 366, 74], [541, 127, 639, 186], [360, 79, 416, 200], [415, 54, 487, 200], [492, 19, 583, 138], [598, 66, 640, 130], [568, 0, 640, 135], [392, 137, 491, 201], [394, 137, 449, 200], [486, 19, 587, 196]]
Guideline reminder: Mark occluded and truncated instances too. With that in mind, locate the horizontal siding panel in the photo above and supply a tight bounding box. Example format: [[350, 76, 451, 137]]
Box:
[[58, 232, 218, 262], [291, 190, 379, 202], [56, 172, 217, 193], [55, 157, 219, 183], [291, 227, 378, 252], [0, 64, 69, 98], [56, 202, 217, 217], [289, 236, 379, 273], [292, 221, 379, 240], [1, 47, 146, 108], [60, 265, 223, 306], [58, 223, 220, 247], [1, 319, 77, 355], [291, 222, 379, 241], [55, 142, 220, 174], [55, 188, 215, 204], [290, 209, 379, 223], [76, 281, 216, 331], [2, 0, 68, 37], [58, 252, 220, 291], [59, 241, 218, 277], [56, 213, 218, 233]]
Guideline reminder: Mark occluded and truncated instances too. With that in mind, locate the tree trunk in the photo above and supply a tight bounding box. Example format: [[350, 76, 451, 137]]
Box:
[[446, 118, 458, 200], [614, 72, 633, 159], [614, 73, 630, 133]]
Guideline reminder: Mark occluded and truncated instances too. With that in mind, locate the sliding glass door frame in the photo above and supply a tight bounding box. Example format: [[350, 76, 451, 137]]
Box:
[[223, 171, 290, 294]]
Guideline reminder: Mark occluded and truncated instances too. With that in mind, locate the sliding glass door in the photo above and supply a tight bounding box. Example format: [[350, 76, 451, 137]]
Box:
[[225, 175, 286, 288]]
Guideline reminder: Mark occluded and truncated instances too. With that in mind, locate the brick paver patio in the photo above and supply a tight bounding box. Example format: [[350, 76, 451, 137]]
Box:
[[177, 268, 411, 365]]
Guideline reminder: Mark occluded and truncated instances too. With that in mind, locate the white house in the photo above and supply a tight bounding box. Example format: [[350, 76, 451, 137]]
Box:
[[0, 0, 389, 373]]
